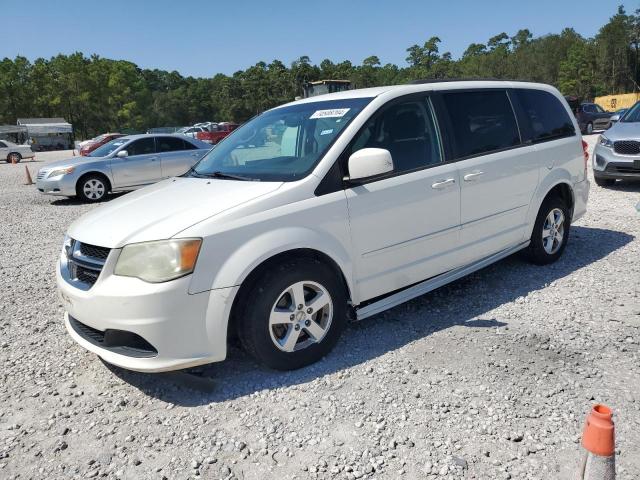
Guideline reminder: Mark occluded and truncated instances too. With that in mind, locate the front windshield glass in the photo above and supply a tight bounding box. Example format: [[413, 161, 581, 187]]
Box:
[[191, 98, 372, 181], [88, 138, 129, 157], [621, 102, 640, 122]]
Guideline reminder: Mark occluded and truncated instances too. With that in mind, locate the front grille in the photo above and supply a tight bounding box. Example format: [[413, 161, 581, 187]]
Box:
[[36, 169, 47, 180], [65, 239, 111, 288], [613, 140, 640, 155], [79, 243, 110, 260]]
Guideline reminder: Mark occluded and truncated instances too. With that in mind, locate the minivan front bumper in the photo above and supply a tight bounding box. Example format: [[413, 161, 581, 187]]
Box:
[[57, 255, 238, 372]]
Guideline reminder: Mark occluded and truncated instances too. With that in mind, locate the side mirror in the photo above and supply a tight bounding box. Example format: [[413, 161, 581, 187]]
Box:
[[347, 148, 394, 181], [116, 150, 128, 158]]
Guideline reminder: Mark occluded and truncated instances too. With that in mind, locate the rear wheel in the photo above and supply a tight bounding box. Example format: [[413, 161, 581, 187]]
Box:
[[237, 257, 347, 370], [525, 196, 571, 265], [77, 174, 109, 202], [594, 176, 615, 187], [7, 152, 21, 164]]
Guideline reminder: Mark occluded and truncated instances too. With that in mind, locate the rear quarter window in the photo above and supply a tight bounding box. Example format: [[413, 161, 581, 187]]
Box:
[[516, 89, 575, 143]]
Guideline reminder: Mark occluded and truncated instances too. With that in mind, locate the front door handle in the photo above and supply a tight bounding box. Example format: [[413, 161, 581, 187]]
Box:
[[431, 178, 456, 189], [463, 171, 485, 182]]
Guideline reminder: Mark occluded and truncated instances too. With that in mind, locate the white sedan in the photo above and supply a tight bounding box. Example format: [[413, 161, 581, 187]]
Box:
[[0, 140, 35, 163]]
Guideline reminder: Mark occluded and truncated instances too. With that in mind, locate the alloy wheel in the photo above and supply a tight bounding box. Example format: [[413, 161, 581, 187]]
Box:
[[83, 179, 105, 200], [269, 281, 333, 352], [542, 208, 565, 255]]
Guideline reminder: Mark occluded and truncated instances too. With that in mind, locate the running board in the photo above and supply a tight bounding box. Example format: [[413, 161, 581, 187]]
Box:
[[355, 241, 530, 321]]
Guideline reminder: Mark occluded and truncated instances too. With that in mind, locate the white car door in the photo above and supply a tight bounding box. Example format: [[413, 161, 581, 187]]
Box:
[[345, 95, 461, 303], [110, 137, 161, 188], [439, 89, 542, 265], [157, 136, 206, 178]]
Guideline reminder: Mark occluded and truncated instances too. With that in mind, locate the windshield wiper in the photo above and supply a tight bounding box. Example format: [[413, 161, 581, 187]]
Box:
[[204, 171, 258, 181]]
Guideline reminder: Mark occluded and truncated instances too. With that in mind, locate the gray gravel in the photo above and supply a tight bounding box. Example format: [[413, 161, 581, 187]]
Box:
[[0, 136, 638, 480]]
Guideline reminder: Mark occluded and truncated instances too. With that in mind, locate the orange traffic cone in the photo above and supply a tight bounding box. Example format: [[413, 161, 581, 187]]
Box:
[[24, 165, 34, 185], [578, 404, 615, 480]]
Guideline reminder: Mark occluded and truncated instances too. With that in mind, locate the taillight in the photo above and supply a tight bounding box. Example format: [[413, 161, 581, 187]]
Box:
[[581, 140, 589, 176]]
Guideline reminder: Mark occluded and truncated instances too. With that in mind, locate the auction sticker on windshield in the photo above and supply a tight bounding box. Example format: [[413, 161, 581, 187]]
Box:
[[310, 108, 350, 119]]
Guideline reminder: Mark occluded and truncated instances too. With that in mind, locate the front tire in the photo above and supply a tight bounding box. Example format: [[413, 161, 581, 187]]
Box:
[[237, 257, 347, 370], [7, 152, 21, 163], [585, 122, 594, 135], [76, 174, 109, 202], [525, 196, 571, 265]]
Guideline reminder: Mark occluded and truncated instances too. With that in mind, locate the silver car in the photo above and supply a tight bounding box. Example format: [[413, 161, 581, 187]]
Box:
[[36, 134, 211, 202], [593, 101, 640, 187]]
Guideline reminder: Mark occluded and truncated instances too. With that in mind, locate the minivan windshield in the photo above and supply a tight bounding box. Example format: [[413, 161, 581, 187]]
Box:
[[190, 97, 372, 181], [88, 138, 128, 157], [620, 101, 640, 122]]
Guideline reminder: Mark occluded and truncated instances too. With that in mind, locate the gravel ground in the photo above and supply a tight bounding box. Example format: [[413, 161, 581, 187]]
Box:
[[0, 135, 638, 480]]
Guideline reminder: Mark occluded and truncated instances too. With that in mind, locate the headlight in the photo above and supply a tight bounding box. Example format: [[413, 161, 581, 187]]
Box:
[[599, 135, 614, 148], [48, 166, 75, 178], [114, 238, 202, 283]]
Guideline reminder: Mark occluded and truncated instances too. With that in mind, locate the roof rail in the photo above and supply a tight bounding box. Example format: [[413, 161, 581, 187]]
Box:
[[407, 78, 526, 85]]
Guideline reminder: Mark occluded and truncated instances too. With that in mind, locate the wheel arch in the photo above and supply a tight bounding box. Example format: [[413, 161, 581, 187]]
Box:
[[225, 247, 353, 344], [76, 170, 113, 194], [524, 176, 575, 240]]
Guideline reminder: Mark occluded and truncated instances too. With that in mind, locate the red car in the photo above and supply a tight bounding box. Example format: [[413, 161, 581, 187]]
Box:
[[195, 122, 239, 145], [79, 133, 125, 156]]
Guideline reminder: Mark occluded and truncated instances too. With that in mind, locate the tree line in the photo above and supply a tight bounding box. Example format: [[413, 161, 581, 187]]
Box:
[[0, 5, 638, 139]]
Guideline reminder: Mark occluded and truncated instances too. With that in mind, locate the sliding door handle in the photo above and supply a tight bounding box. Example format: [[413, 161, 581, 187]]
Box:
[[463, 171, 485, 182], [431, 178, 456, 189]]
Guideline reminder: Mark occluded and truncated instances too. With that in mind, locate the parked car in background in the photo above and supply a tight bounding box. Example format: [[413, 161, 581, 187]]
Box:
[[177, 126, 206, 138], [0, 140, 35, 163], [36, 134, 210, 202], [196, 122, 239, 144], [607, 108, 628, 127], [576, 103, 613, 134], [593, 101, 640, 187], [79, 133, 125, 156], [56, 80, 589, 372]]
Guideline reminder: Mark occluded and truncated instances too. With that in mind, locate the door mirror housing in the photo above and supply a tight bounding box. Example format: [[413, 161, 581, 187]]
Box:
[[116, 150, 128, 158], [347, 148, 394, 181]]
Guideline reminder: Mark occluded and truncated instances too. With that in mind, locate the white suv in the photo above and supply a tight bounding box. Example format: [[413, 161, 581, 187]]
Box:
[[58, 81, 589, 372]]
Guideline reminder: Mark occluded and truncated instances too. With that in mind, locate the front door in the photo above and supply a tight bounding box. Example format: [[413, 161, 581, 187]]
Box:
[[345, 95, 461, 303], [110, 137, 161, 188]]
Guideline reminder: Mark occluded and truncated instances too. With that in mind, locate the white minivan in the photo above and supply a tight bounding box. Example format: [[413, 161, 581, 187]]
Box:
[[58, 81, 589, 372]]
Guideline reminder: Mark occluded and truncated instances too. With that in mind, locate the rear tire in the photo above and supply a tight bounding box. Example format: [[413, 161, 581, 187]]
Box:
[[594, 176, 615, 187], [524, 195, 571, 265], [237, 257, 347, 370], [76, 173, 109, 203]]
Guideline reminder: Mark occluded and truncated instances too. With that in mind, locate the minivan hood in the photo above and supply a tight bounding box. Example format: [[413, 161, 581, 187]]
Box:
[[603, 122, 640, 141], [68, 177, 283, 248]]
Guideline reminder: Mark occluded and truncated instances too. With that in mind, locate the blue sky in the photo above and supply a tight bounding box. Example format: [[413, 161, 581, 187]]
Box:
[[1, 0, 632, 77]]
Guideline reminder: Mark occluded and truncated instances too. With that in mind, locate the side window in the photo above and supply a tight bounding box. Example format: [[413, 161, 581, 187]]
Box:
[[348, 97, 442, 174], [158, 136, 185, 152], [181, 139, 197, 150], [442, 90, 520, 159], [594, 104, 605, 113], [583, 104, 595, 113], [126, 138, 156, 156], [0, 141, 6, 148], [516, 89, 575, 142]]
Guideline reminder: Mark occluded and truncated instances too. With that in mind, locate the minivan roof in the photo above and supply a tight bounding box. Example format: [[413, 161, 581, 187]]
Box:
[[280, 80, 560, 108]]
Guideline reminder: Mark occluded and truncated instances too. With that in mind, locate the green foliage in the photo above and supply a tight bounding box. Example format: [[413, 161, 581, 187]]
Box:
[[0, 6, 636, 137]]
